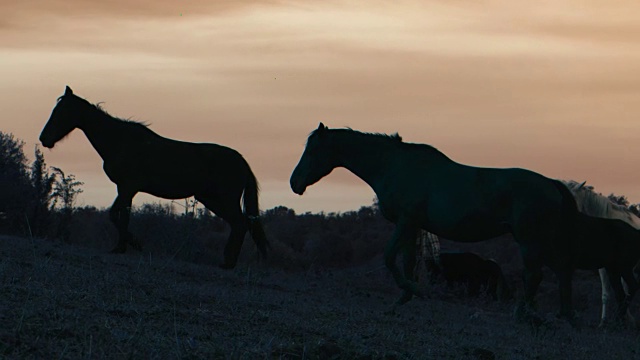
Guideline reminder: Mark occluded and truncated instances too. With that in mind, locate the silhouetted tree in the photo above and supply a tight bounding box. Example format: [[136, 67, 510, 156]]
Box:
[[50, 167, 84, 211], [172, 198, 199, 218], [264, 206, 296, 220], [50, 167, 84, 240], [29, 145, 55, 236], [0, 132, 31, 234]]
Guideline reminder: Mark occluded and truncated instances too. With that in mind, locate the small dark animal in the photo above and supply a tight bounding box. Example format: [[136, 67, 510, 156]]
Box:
[[39, 86, 269, 269], [425, 252, 512, 302]]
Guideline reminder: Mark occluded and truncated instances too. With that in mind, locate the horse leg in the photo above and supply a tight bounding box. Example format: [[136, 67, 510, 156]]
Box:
[[108, 190, 136, 253], [605, 268, 628, 324], [556, 268, 576, 323], [399, 234, 424, 304], [385, 219, 420, 307], [198, 196, 248, 269], [598, 268, 615, 328], [516, 253, 543, 323], [619, 268, 638, 327]]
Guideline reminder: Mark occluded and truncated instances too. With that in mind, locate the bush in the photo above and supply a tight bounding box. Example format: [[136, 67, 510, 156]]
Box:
[[62, 203, 394, 271]]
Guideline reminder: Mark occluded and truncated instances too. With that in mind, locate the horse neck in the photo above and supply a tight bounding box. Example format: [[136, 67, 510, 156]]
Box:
[[76, 106, 126, 162], [332, 132, 396, 192], [580, 192, 640, 229]]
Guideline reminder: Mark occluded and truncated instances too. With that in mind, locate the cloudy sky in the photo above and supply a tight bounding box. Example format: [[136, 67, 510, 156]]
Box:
[[2, 0, 640, 213]]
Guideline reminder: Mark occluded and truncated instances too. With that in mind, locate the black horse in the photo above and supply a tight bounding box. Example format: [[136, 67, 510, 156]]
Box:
[[290, 123, 580, 320], [39, 86, 268, 269], [425, 252, 513, 302]]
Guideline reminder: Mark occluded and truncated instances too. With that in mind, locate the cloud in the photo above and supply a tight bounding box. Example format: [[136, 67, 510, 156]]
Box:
[[4, 0, 640, 211], [3, 0, 277, 22]]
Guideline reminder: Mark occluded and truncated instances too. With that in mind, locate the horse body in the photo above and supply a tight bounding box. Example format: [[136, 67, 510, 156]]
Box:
[[321, 131, 562, 244], [417, 166, 562, 243], [561, 180, 640, 326], [573, 215, 640, 269], [291, 123, 578, 318], [40, 86, 268, 268], [570, 213, 640, 321], [101, 138, 249, 200]]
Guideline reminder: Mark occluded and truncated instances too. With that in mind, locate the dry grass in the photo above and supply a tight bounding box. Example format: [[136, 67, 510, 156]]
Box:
[[2, 235, 640, 359]]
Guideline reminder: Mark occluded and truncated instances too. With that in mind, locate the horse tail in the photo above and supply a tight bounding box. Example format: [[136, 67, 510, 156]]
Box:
[[243, 166, 270, 259]]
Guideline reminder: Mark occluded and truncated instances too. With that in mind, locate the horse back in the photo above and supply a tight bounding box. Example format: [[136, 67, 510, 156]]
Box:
[[103, 135, 252, 195]]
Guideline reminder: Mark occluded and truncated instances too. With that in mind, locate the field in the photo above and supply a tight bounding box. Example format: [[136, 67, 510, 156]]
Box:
[[2, 232, 640, 359]]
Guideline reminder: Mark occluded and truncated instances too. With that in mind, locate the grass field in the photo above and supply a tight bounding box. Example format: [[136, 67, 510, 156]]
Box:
[[2, 234, 640, 359]]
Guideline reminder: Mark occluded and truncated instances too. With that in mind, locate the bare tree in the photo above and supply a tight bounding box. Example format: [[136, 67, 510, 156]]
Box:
[[50, 167, 84, 211], [29, 145, 55, 236], [50, 167, 84, 240]]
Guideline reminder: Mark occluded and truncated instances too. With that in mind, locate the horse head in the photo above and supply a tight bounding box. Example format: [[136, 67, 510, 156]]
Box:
[[39, 86, 85, 149], [290, 122, 337, 195]]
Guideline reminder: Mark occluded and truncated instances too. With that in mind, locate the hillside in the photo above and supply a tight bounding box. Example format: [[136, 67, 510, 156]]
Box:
[[1, 235, 639, 359]]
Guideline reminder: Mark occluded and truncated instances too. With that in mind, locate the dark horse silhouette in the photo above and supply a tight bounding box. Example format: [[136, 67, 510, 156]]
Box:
[[426, 252, 513, 302], [563, 179, 640, 327], [290, 123, 580, 319], [569, 213, 640, 322], [39, 86, 268, 269]]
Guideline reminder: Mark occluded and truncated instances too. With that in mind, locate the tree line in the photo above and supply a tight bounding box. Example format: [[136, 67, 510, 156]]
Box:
[[0, 132, 83, 238], [3, 130, 640, 270]]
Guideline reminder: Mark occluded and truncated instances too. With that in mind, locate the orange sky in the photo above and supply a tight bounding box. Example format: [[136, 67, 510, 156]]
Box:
[[2, 0, 640, 213]]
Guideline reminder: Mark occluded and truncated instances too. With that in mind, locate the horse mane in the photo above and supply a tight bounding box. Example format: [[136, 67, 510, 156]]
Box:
[[313, 126, 447, 157], [94, 102, 151, 127], [344, 127, 403, 142], [562, 180, 640, 226], [309, 126, 402, 142], [61, 94, 150, 128]]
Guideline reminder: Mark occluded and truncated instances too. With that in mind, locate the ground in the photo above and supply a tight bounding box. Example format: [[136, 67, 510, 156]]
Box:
[[1, 235, 639, 359]]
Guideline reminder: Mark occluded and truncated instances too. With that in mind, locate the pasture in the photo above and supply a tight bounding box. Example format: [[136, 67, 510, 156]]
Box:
[[2, 232, 639, 359]]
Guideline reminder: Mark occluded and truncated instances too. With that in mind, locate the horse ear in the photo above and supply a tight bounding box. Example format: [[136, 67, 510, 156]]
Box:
[[318, 122, 326, 131], [578, 181, 586, 190], [64, 86, 73, 96]]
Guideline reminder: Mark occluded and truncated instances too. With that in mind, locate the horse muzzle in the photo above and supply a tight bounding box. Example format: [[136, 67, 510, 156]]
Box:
[[39, 134, 54, 149], [290, 178, 306, 195], [40, 140, 54, 149]]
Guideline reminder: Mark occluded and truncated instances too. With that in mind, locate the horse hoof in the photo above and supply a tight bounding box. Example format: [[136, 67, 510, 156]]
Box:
[[599, 318, 635, 330], [110, 246, 126, 254], [128, 238, 143, 251], [597, 320, 607, 329], [400, 280, 424, 299], [514, 303, 543, 326], [556, 312, 580, 329], [384, 304, 399, 316]]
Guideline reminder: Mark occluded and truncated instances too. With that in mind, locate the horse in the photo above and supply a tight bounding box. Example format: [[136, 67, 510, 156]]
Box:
[[420, 212, 640, 324], [569, 212, 640, 323], [39, 86, 269, 269], [290, 123, 579, 319], [562, 180, 640, 327], [425, 250, 513, 302]]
